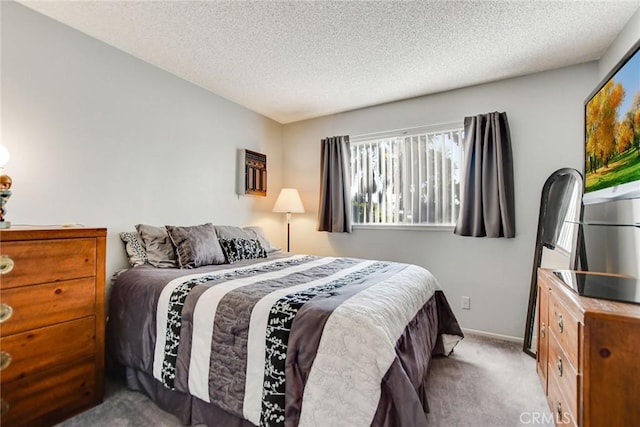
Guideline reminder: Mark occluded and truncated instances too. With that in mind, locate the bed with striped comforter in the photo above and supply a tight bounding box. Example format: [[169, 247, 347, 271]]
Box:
[[107, 253, 463, 427]]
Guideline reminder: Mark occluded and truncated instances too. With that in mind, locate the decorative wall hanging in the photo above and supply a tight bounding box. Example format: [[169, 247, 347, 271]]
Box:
[[237, 149, 267, 196]]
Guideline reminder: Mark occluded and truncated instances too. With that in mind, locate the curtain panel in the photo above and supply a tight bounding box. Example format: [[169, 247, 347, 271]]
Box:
[[454, 112, 515, 238], [542, 173, 574, 248], [318, 135, 352, 233]]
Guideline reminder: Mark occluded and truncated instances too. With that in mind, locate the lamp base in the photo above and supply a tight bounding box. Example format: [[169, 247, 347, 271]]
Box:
[[0, 221, 11, 229]]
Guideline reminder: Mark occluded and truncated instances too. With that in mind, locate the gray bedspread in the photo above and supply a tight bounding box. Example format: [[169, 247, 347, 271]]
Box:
[[107, 253, 463, 427]]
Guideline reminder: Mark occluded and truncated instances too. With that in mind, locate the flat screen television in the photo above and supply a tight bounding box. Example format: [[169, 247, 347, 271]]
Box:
[[583, 38, 640, 205]]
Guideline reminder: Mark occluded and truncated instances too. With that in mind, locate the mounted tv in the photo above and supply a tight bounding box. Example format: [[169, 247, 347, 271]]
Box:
[[583, 38, 640, 205]]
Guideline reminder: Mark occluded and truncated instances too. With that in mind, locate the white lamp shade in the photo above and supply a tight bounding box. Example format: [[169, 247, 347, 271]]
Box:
[[273, 188, 305, 213], [0, 145, 9, 168]]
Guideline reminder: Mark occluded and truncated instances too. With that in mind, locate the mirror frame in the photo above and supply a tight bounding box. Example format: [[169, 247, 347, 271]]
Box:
[[523, 168, 585, 358]]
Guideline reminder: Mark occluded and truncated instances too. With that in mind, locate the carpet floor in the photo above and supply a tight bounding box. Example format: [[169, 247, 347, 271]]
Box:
[[57, 333, 552, 427]]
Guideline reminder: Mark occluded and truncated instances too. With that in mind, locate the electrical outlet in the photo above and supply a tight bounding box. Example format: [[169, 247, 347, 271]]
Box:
[[461, 296, 471, 310]]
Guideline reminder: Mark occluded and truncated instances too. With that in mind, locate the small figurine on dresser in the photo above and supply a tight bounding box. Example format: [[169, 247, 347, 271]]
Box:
[[0, 173, 12, 228]]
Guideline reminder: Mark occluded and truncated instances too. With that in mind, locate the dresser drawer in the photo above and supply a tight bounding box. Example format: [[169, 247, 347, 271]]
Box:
[[0, 238, 97, 289], [0, 278, 95, 336], [548, 332, 578, 422], [0, 359, 96, 427], [547, 374, 577, 426], [0, 316, 96, 383], [549, 298, 579, 369]]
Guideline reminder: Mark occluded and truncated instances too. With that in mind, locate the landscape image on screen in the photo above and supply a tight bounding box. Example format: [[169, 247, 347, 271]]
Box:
[[585, 47, 640, 194]]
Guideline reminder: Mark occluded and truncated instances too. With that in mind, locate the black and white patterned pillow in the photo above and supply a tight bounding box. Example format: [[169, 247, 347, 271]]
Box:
[[120, 231, 148, 267], [219, 238, 267, 264]]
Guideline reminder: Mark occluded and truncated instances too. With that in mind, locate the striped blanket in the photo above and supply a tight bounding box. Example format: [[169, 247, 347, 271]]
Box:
[[108, 254, 463, 427]]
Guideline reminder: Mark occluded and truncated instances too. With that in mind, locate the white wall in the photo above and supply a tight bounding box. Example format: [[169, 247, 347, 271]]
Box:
[[599, 7, 640, 77], [0, 2, 285, 279], [282, 64, 597, 338]]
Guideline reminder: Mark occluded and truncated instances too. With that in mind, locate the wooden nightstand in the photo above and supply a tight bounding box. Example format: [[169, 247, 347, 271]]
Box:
[[0, 227, 106, 427], [537, 268, 640, 426]]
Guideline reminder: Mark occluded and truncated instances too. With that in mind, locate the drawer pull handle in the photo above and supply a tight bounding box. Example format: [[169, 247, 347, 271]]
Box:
[[0, 351, 11, 370], [557, 313, 564, 333], [556, 401, 562, 422], [0, 303, 13, 323], [557, 356, 563, 377], [541, 323, 546, 338], [0, 255, 14, 275], [0, 399, 8, 417]]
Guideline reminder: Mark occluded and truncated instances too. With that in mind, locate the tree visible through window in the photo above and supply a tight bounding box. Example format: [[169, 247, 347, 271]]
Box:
[[350, 126, 465, 226]]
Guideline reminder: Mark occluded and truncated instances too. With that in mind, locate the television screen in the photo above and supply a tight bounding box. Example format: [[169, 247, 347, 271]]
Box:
[[584, 39, 640, 205]]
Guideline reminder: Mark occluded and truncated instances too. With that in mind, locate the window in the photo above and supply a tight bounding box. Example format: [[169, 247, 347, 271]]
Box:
[[350, 124, 465, 227]]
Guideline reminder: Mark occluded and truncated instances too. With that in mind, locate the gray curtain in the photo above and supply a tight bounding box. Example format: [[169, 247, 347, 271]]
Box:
[[318, 135, 352, 233], [454, 112, 515, 238]]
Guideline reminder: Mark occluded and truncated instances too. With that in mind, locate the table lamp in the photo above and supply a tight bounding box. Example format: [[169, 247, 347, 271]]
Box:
[[272, 188, 304, 252]]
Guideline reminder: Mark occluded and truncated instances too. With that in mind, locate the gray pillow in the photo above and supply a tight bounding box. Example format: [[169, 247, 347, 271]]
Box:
[[214, 225, 254, 241], [243, 226, 279, 253], [119, 231, 148, 267], [135, 224, 178, 268], [165, 223, 226, 268]]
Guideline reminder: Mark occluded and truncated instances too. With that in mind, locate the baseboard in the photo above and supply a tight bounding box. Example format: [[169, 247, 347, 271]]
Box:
[[461, 328, 523, 344]]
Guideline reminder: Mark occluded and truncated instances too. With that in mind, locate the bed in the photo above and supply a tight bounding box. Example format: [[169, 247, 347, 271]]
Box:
[[106, 224, 463, 427]]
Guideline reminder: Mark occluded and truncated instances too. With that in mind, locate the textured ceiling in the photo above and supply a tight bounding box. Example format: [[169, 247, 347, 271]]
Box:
[[19, 1, 640, 124]]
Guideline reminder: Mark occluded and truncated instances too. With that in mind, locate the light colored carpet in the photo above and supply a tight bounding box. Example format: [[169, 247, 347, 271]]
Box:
[[424, 334, 553, 426], [57, 334, 552, 427]]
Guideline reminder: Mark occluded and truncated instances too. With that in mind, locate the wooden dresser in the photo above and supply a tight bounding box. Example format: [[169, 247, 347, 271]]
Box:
[[0, 227, 107, 427], [537, 268, 640, 426]]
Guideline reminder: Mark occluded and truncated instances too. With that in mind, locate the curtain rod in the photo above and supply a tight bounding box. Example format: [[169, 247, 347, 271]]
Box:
[[350, 120, 463, 140]]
